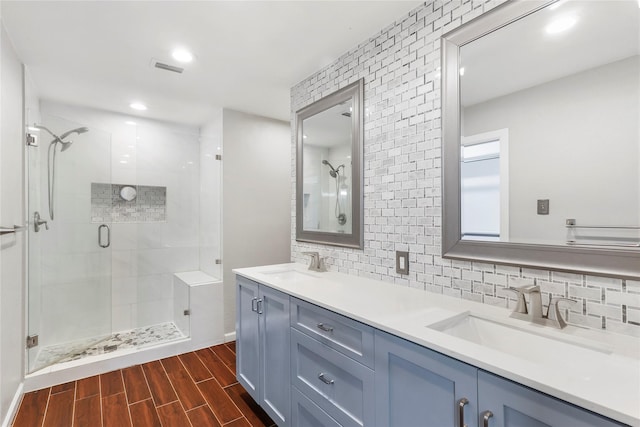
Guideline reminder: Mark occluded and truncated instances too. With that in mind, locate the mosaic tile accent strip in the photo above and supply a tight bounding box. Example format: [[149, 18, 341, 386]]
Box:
[[289, 0, 640, 337], [91, 183, 166, 223], [32, 322, 185, 371]]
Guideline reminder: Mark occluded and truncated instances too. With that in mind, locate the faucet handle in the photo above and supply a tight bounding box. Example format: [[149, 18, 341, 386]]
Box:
[[302, 252, 320, 270], [517, 284, 540, 294], [548, 297, 578, 329], [317, 257, 327, 272], [503, 287, 528, 314]]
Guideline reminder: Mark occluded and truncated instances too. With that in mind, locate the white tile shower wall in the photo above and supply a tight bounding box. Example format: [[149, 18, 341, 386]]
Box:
[[39, 101, 200, 335], [91, 183, 167, 223], [290, 0, 640, 337]]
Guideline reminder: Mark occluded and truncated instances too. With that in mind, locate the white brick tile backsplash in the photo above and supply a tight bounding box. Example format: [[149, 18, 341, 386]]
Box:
[[290, 1, 639, 336], [568, 285, 602, 302], [607, 291, 640, 307]]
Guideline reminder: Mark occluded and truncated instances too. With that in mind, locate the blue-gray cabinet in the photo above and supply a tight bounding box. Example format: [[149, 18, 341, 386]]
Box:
[[291, 328, 375, 427], [236, 277, 290, 426], [477, 371, 623, 427], [292, 383, 342, 427], [375, 330, 479, 427], [236, 276, 627, 427]]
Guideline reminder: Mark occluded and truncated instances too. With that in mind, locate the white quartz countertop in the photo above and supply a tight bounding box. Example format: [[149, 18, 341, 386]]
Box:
[[234, 263, 640, 426]]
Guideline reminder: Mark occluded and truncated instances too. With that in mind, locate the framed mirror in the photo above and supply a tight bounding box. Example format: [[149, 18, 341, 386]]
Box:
[[296, 79, 364, 248], [442, 0, 640, 278]]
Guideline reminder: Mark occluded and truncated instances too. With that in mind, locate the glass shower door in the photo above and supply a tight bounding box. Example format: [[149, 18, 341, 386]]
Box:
[[27, 114, 113, 373]]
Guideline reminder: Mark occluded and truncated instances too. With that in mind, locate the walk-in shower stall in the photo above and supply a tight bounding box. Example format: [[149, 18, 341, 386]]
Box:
[[25, 97, 222, 375]]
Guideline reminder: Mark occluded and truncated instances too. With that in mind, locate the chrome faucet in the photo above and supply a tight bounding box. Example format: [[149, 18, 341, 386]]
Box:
[[505, 285, 576, 329], [302, 251, 327, 272]]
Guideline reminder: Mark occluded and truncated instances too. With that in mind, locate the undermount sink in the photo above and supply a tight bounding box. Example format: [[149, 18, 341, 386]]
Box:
[[259, 268, 320, 281], [428, 313, 614, 370]]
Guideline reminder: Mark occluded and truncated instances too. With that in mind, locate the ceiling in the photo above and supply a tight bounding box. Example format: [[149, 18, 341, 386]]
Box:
[[1, 1, 421, 126], [461, 0, 640, 106]]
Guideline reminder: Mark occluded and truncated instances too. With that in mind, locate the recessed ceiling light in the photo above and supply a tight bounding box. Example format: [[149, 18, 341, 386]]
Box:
[[545, 15, 577, 34], [459, 67, 465, 76], [125, 121, 137, 125], [130, 102, 147, 111], [172, 48, 194, 63]]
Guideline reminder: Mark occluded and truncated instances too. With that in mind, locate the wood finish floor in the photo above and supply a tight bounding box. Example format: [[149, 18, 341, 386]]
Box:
[[12, 342, 276, 427]]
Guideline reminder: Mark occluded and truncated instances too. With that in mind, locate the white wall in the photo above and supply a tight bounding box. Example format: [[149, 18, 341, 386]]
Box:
[[291, 0, 640, 336], [0, 21, 25, 423], [222, 109, 291, 334], [464, 56, 639, 244]]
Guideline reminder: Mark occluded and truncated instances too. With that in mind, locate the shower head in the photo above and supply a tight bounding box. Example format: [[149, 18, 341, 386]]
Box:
[[59, 127, 89, 140], [33, 124, 89, 150], [322, 160, 338, 178], [322, 160, 345, 178], [58, 127, 89, 151]]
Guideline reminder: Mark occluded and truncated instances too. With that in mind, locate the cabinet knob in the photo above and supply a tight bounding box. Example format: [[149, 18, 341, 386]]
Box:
[[457, 397, 469, 427], [482, 410, 493, 427]]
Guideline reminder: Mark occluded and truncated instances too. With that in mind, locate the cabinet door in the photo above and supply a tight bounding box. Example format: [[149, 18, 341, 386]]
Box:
[[292, 387, 342, 427], [375, 330, 479, 427], [260, 285, 291, 427], [477, 371, 624, 427], [236, 278, 260, 402]]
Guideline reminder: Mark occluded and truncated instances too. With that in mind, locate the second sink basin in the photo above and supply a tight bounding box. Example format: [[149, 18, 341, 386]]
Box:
[[427, 312, 614, 371]]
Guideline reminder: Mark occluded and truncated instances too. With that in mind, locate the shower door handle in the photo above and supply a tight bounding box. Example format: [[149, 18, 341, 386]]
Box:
[[98, 224, 110, 248]]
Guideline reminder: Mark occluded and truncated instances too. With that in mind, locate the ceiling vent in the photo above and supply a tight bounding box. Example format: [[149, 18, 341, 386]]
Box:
[[150, 58, 184, 74]]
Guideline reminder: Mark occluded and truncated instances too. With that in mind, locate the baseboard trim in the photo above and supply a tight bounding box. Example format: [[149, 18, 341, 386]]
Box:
[[224, 331, 236, 342], [2, 382, 23, 427]]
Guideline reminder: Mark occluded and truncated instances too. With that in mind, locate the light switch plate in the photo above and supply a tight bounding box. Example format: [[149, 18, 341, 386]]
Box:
[[396, 251, 409, 275], [537, 199, 550, 215]]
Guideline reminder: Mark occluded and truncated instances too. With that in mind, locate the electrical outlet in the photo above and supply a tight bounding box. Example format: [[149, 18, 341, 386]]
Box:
[[396, 251, 409, 275], [537, 199, 550, 215]]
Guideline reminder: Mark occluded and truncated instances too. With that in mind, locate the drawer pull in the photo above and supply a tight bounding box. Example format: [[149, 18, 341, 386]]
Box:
[[482, 410, 493, 427], [458, 397, 469, 427], [317, 323, 334, 332], [318, 373, 335, 385]]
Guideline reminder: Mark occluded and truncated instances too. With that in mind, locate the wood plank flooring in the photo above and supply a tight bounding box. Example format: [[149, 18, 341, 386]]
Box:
[[12, 342, 275, 427]]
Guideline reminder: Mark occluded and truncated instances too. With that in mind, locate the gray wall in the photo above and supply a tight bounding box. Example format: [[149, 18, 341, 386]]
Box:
[[0, 21, 26, 423], [223, 109, 291, 334], [464, 56, 639, 244], [290, 1, 640, 336]]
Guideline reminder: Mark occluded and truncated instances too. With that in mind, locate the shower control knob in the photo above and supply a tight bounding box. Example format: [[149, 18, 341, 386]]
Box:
[[34, 211, 49, 232]]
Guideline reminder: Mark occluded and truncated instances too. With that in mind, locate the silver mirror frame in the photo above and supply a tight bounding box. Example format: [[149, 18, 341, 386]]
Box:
[[296, 78, 364, 249], [441, 0, 640, 279]]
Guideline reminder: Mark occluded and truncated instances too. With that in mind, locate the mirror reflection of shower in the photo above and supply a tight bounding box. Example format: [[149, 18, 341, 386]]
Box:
[[322, 159, 347, 225], [34, 124, 89, 220]]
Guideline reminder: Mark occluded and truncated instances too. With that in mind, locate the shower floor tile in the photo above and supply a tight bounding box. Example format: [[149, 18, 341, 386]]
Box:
[[32, 322, 185, 371]]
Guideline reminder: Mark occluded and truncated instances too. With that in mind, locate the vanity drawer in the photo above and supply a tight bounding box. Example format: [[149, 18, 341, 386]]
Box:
[[291, 329, 374, 427], [290, 298, 374, 368], [292, 387, 342, 427]]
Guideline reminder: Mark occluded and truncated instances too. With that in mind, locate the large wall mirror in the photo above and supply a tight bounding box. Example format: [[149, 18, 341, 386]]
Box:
[[296, 79, 364, 248], [442, 0, 640, 278]]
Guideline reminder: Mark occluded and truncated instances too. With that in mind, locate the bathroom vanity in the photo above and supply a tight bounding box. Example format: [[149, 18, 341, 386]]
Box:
[[235, 263, 639, 427]]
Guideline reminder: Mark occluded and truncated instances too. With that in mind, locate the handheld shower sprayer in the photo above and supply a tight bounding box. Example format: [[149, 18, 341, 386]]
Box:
[[321, 159, 348, 225], [33, 124, 90, 220], [322, 159, 345, 178]]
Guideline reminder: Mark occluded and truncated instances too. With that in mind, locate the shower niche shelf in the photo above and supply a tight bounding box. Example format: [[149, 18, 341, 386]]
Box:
[[91, 182, 167, 223]]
